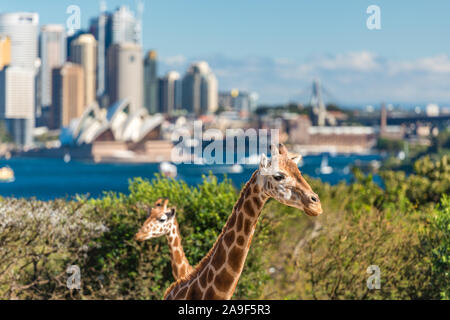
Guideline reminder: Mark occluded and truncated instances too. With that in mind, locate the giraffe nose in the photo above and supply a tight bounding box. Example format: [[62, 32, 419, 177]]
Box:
[[309, 194, 320, 203]]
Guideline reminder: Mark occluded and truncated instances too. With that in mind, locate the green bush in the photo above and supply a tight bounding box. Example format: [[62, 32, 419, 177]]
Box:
[[0, 156, 448, 300]]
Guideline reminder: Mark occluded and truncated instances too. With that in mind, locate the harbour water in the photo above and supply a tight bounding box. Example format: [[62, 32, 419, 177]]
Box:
[[0, 154, 383, 200]]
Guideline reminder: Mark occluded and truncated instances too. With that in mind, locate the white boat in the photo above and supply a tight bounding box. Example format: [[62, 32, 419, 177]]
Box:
[[64, 153, 71, 163], [0, 166, 15, 182], [159, 161, 177, 178], [319, 155, 333, 175], [230, 164, 244, 173]]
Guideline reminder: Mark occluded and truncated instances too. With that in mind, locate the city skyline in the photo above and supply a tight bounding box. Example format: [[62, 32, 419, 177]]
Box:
[[1, 1, 450, 105]]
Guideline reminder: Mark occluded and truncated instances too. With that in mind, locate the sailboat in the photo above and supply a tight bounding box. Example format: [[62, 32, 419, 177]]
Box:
[[64, 152, 71, 163], [319, 155, 333, 175]]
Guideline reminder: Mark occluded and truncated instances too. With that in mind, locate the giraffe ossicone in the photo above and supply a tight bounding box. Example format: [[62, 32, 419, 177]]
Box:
[[163, 143, 322, 300], [135, 198, 193, 280]]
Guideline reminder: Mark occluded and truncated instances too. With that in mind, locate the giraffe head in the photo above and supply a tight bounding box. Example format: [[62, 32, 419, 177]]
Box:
[[258, 144, 323, 216], [135, 198, 176, 241]]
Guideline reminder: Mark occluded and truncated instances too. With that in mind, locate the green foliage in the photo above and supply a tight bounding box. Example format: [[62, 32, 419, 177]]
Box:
[[0, 156, 448, 300], [423, 195, 450, 299], [79, 173, 268, 299], [376, 138, 405, 153]]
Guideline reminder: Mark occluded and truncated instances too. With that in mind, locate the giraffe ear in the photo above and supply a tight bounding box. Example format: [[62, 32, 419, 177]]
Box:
[[290, 153, 302, 165], [278, 143, 288, 155], [167, 208, 176, 218]]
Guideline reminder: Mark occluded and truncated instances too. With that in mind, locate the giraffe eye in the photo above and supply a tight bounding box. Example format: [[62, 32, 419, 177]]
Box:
[[273, 173, 285, 181]]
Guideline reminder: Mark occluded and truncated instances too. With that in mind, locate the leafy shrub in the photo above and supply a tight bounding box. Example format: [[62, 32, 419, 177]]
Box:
[[0, 198, 107, 299], [0, 156, 448, 300]]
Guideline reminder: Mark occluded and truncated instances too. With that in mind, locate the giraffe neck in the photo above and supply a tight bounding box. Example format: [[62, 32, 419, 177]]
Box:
[[164, 170, 268, 299], [165, 218, 193, 280]]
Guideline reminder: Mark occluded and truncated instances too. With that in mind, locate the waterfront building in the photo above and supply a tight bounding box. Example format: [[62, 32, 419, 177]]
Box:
[[0, 12, 39, 69], [219, 89, 258, 112], [0, 12, 39, 146], [144, 50, 158, 114], [158, 71, 181, 115], [51, 63, 85, 129], [182, 61, 218, 115], [70, 34, 97, 108], [0, 66, 35, 146], [110, 6, 140, 45], [106, 42, 143, 113], [39, 25, 66, 110]]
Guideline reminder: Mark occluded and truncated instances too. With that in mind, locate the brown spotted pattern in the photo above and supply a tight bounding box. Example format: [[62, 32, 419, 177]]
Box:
[[135, 199, 194, 280], [163, 144, 322, 300]]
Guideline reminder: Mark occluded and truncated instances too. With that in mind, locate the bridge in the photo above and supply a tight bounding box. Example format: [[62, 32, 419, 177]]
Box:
[[355, 114, 450, 128]]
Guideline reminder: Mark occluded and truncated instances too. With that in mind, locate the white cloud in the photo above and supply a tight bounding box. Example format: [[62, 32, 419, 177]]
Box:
[[160, 54, 187, 68], [158, 51, 450, 104]]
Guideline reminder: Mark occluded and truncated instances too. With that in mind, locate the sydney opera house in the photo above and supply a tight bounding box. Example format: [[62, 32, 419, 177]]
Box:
[[23, 98, 174, 163]]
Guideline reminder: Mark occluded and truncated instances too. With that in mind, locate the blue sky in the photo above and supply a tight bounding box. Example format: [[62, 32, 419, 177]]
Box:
[[3, 0, 450, 105]]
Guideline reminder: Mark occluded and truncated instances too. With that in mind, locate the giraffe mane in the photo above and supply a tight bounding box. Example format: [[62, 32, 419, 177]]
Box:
[[163, 170, 259, 299]]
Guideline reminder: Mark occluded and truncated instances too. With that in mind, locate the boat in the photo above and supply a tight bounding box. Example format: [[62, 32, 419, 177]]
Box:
[[230, 164, 244, 173], [159, 161, 177, 178], [64, 153, 71, 163], [319, 155, 333, 175], [0, 166, 15, 182]]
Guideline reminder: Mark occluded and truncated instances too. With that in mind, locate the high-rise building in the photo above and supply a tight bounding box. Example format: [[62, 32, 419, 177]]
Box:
[[219, 89, 259, 112], [107, 42, 143, 113], [0, 13, 39, 69], [39, 25, 66, 109], [0, 35, 11, 70], [144, 50, 158, 114], [182, 61, 218, 115], [111, 6, 140, 45], [158, 71, 181, 115], [0, 12, 39, 146], [0, 66, 35, 145], [51, 63, 84, 129], [88, 1, 108, 101], [70, 34, 97, 108]]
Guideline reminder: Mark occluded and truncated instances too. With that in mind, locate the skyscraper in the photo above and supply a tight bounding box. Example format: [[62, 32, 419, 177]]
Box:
[[0, 13, 38, 69], [70, 34, 97, 108], [110, 6, 140, 45], [107, 42, 143, 113], [0, 35, 11, 70], [90, 5, 141, 107], [144, 50, 158, 114], [0, 12, 39, 146], [158, 71, 181, 115], [51, 63, 84, 129], [182, 62, 218, 115], [39, 25, 66, 110], [0, 66, 35, 145]]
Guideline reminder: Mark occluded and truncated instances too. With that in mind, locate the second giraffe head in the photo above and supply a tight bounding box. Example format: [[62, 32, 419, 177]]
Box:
[[135, 198, 176, 241]]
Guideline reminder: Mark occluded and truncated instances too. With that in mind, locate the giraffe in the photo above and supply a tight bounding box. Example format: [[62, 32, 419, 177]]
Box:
[[164, 143, 323, 300], [135, 198, 194, 280]]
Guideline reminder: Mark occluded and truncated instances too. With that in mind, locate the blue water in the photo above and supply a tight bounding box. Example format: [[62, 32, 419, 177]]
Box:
[[0, 154, 383, 200]]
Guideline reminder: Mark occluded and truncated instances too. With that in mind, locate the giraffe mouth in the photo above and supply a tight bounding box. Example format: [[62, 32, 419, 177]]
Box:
[[304, 206, 323, 216]]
